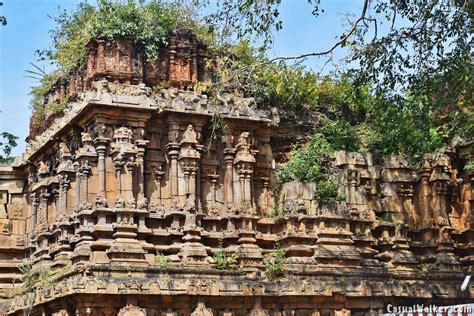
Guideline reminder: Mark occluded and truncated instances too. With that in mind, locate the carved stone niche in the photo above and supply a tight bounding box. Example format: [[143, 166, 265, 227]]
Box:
[[56, 142, 74, 173], [233, 132, 257, 213], [178, 124, 202, 206], [111, 126, 138, 208], [37, 161, 51, 180], [429, 153, 452, 221]]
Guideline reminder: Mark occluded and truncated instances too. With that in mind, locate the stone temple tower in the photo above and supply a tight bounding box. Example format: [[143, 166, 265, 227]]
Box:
[[0, 29, 473, 315]]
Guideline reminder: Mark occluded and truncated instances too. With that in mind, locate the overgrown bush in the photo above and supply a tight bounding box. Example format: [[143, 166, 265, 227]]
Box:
[[464, 161, 474, 172], [30, 0, 212, 123], [38, 0, 210, 73], [212, 242, 236, 270], [275, 133, 344, 202], [19, 262, 54, 292], [264, 244, 286, 281], [156, 251, 170, 269]]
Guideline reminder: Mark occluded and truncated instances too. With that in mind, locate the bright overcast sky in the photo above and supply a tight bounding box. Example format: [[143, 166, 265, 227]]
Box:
[[0, 0, 364, 156]]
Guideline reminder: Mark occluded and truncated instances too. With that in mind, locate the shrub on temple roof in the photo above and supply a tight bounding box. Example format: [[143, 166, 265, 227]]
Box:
[[264, 244, 286, 281], [37, 0, 210, 74], [212, 241, 237, 270], [275, 133, 349, 202], [29, 0, 212, 132]]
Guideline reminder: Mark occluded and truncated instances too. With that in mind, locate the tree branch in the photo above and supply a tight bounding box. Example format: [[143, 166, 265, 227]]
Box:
[[268, 0, 369, 62]]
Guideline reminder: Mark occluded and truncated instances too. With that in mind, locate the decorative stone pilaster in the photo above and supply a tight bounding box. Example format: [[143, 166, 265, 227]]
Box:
[[417, 154, 433, 227], [97, 38, 106, 72], [114, 157, 125, 208], [207, 172, 219, 215], [36, 188, 50, 234], [74, 161, 81, 211], [94, 136, 110, 207], [30, 192, 39, 236], [176, 125, 207, 264], [57, 174, 70, 221], [178, 125, 202, 207], [149, 164, 165, 214], [236, 214, 262, 268], [166, 142, 180, 199], [223, 148, 235, 208], [136, 139, 149, 208], [233, 132, 257, 214], [79, 161, 92, 210], [108, 126, 148, 264], [429, 153, 452, 227], [33, 188, 52, 260], [259, 175, 270, 217], [76, 132, 97, 211], [111, 126, 137, 208]]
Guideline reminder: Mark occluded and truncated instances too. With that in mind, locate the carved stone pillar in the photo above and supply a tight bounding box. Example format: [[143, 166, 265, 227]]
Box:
[[233, 132, 256, 213], [124, 161, 136, 207], [94, 136, 110, 207], [136, 139, 149, 207], [223, 148, 235, 207], [58, 175, 70, 220], [154, 164, 165, 204], [417, 168, 432, 227], [209, 174, 219, 213], [79, 161, 92, 210], [167, 143, 180, 198], [76, 132, 97, 210], [31, 192, 39, 234], [114, 158, 124, 207], [111, 126, 138, 208], [36, 188, 50, 234], [86, 43, 96, 79], [178, 124, 202, 208], [260, 176, 270, 216], [74, 161, 81, 211]]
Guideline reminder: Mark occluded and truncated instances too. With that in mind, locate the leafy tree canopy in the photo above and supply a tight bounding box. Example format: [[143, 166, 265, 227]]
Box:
[[0, 1, 6, 26], [196, 0, 472, 161], [0, 131, 18, 165], [0, 2, 16, 163]]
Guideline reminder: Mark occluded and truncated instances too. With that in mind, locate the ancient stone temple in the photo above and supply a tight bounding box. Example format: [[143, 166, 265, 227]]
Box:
[[0, 30, 473, 315]]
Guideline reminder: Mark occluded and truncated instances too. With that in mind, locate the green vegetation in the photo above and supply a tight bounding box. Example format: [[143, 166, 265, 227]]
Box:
[[418, 263, 440, 279], [38, 0, 209, 73], [270, 204, 285, 222], [212, 242, 236, 270], [0, 1, 6, 26], [195, 0, 472, 181], [275, 133, 341, 201], [0, 131, 18, 165], [2, 222, 12, 233], [156, 251, 170, 269], [30, 0, 212, 127], [379, 212, 394, 224], [464, 161, 474, 172], [264, 244, 286, 281], [19, 262, 54, 292]]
